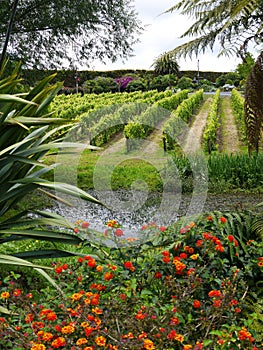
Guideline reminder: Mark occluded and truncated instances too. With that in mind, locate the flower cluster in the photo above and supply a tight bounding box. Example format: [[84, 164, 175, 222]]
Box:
[[0, 215, 262, 349]]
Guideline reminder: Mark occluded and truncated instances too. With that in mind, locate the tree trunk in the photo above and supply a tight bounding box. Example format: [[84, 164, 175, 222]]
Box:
[[244, 50, 263, 155]]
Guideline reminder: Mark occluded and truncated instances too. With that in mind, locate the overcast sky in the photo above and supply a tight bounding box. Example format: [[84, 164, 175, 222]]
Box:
[[91, 0, 242, 73]]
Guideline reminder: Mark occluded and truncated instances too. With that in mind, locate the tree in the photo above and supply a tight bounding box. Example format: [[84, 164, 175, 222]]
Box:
[[152, 52, 180, 76], [166, 0, 263, 153], [0, 0, 142, 69], [235, 53, 255, 87]]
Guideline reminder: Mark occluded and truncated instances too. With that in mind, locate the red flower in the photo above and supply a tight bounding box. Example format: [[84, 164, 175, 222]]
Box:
[[55, 266, 63, 274], [81, 221, 89, 228], [73, 227, 79, 234], [208, 290, 222, 298], [193, 300, 201, 308], [213, 299, 222, 307], [159, 226, 166, 232], [154, 271, 162, 279], [227, 235, 234, 242], [124, 261, 135, 271], [104, 272, 114, 281], [13, 289, 21, 297], [215, 244, 224, 252], [87, 258, 96, 268], [180, 253, 187, 259], [220, 217, 227, 223], [115, 228, 123, 237]]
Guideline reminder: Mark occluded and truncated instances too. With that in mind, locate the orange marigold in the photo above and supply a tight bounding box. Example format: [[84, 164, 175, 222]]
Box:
[[76, 338, 88, 346], [95, 336, 106, 346], [61, 325, 75, 334], [31, 344, 46, 350], [51, 337, 66, 348]]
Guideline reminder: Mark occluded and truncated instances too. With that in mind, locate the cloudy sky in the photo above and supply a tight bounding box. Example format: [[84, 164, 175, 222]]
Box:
[[92, 0, 242, 73]]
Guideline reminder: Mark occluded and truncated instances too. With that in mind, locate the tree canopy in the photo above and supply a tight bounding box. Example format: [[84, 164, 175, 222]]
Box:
[[0, 0, 142, 69], [166, 0, 263, 60]]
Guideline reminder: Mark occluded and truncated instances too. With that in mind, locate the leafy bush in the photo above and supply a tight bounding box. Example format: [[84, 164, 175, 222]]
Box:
[[0, 213, 262, 349]]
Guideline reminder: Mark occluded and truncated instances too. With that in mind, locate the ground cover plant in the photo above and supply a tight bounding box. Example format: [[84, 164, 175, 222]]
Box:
[[0, 212, 262, 349]]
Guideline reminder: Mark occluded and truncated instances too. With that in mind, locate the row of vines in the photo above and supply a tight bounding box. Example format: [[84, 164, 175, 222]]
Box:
[[50, 88, 246, 154]]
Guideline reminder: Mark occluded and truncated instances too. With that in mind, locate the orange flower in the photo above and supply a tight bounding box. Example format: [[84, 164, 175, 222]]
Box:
[[104, 272, 114, 281], [190, 254, 198, 260], [76, 338, 88, 346], [208, 290, 222, 298], [143, 338, 155, 349], [61, 325, 75, 334], [31, 344, 46, 350], [1, 291, 10, 299], [183, 345, 193, 350], [193, 300, 201, 308], [95, 336, 106, 346], [124, 261, 135, 271], [115, 228, 123, 237], [51, 337, 66, 348], [42, 332, 53, 342], [220, 217, 227, 223]]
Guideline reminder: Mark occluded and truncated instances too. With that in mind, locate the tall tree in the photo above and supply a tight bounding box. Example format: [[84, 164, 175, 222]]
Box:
[[152, 52, 180, 76], [166, 0, 263, 153], [0, 0, 142, 69]]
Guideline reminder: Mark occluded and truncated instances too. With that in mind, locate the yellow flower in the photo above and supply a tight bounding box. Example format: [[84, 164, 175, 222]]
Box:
[[31, 344, 46, 350], [190, 254, 198, 260], [61, 325, 75, 334], [76, 338, 88, 346], [95, 336, 106, 346], [1, 291, 10, 299]]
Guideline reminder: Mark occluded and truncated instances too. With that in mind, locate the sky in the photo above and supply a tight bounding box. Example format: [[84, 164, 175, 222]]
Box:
[[91, 0, 242, 73]]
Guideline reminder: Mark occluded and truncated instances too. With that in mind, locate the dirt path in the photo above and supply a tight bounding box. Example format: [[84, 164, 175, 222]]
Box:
[[220, 96, 240, 153], [183, 97, 212, 154]]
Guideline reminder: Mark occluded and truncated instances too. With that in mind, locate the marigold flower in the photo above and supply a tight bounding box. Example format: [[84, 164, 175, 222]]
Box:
[[215, 244, 225, 252], [115, 228, 123, 237], [238, 327, 254, 342], [196, 239, 203, 248], [220, 217, 227, 223], [31, 344, 46, 350], [180, 252, 187, 259], [122, 332, 134, 339], [13, 289, 21, 297], [257, 259, 263, 267], [46, 311, 57, 321], [87, 258, 96, 268], [190, 254, 198, 260], [71, 292, 83, 301], [159, 225, 166, 232], [227, 235, 234, 242], [1, 291, 10, 299], [95, 336, 106, 346], [96, 265, 103, 272], [42, 332, 53, 342], [76, 338, 88, 345], [124, 261, 135, 271], [193, 300, 201, 308], [51, 336, 66, 348], [183, 345, 193, 350], [154, 271, 162, 279], [206, 215, 213, 221], [61, 325, 75, 334], [213, 299, 222, 307], [25, 313, 34, 323], [143, 338, 155, 349], [73, 227, 79, 234], [104, 272, 114, 281], [55, 266, 63, 274], [26, 293, 33, 298], [208, 290, 222, 298], [92, 307, 103, 314], [81, 221, 89, 228], [169, 316, 179, 325]]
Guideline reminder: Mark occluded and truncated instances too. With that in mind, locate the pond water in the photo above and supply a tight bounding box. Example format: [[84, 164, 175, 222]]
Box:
[[48, 190, 262, 236]]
